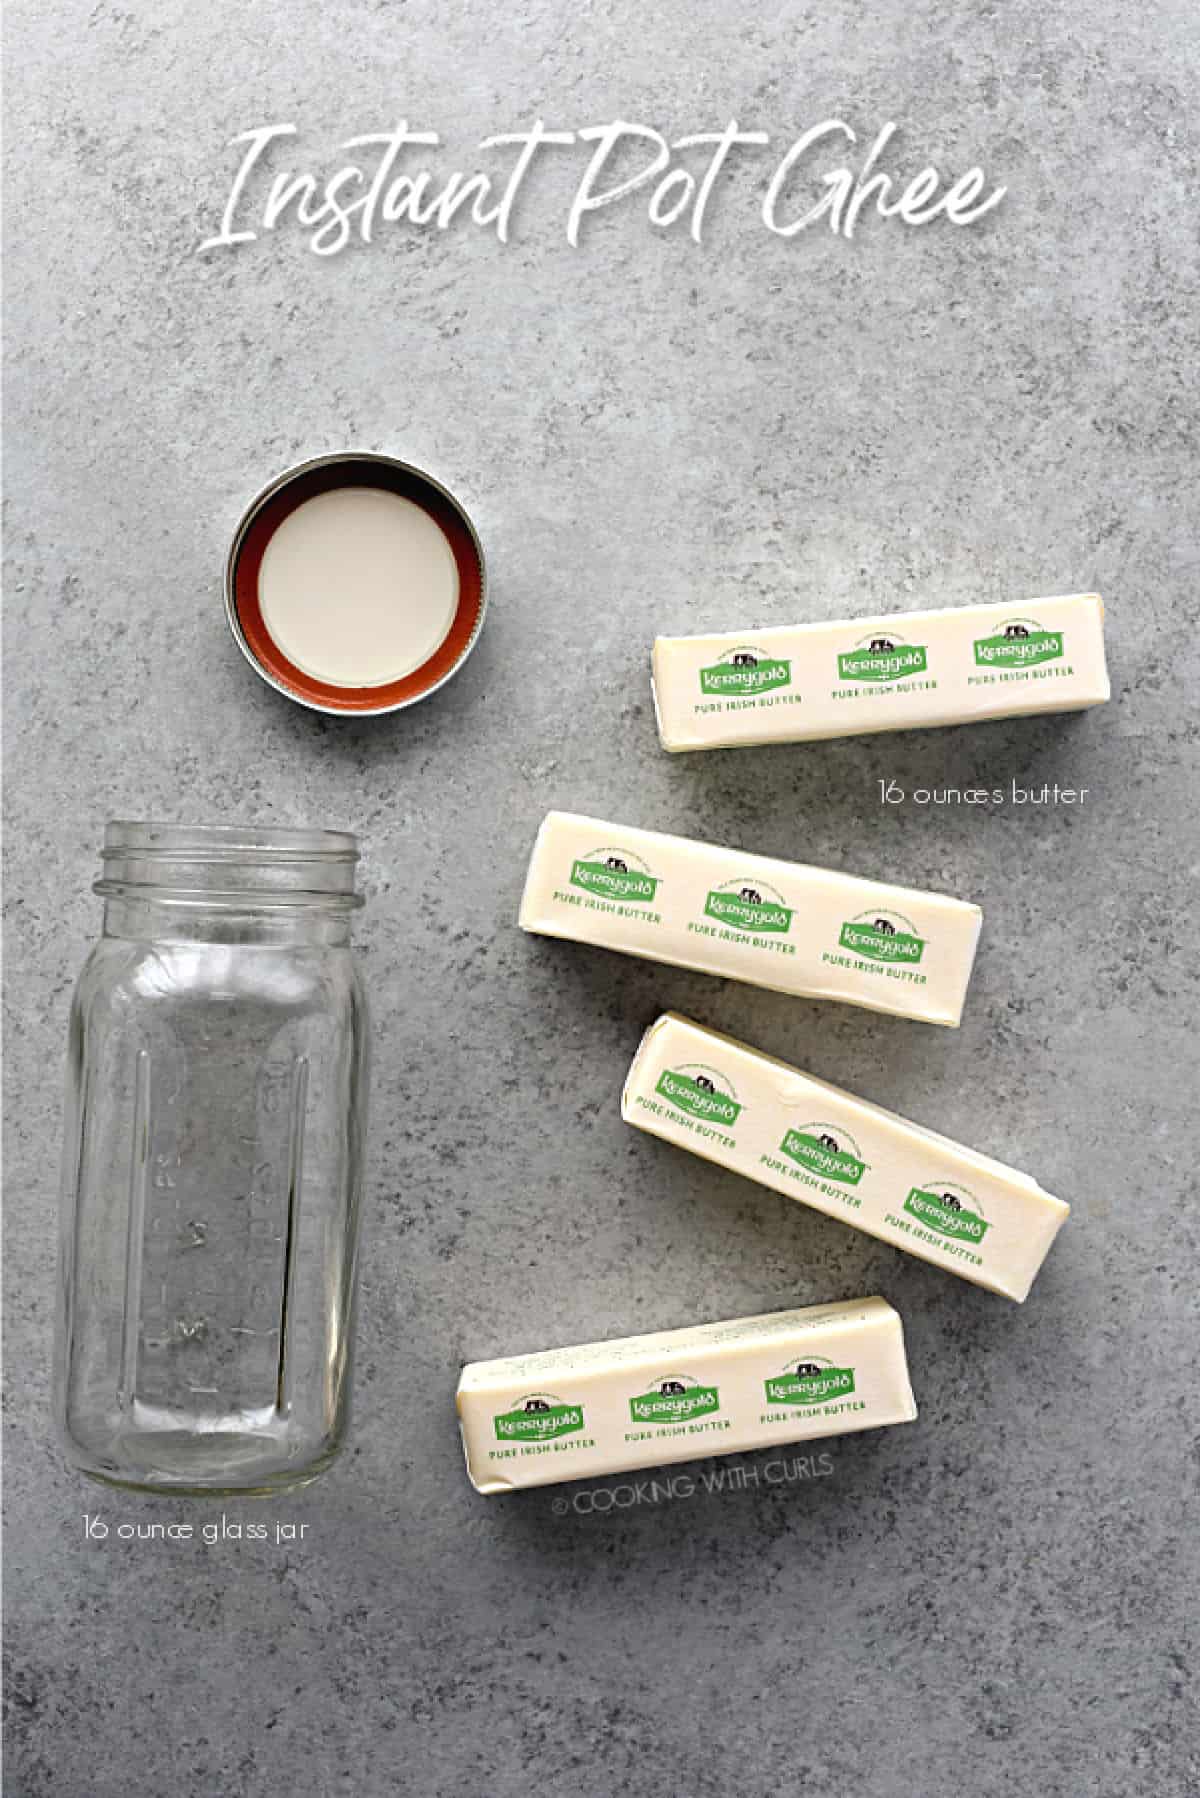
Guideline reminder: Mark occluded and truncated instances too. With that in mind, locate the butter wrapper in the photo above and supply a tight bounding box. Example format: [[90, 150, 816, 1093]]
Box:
[[519, 811, 982, 1026], [653, 592, 1109, 751], [458, 1295, 916, 1494], [623, 1013, 1070, 1301]]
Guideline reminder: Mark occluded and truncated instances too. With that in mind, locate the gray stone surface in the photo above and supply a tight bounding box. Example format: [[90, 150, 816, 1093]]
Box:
[[4, 3, 1199, 1794]]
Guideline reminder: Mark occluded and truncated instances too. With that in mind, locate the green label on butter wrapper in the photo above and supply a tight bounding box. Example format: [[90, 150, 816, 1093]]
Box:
[[704, 879, 793, 936], [973, 621, 1064, 668], [700, 654, 791, 696], [629, 1380, 721, 1424], [780, 1127, 866, 1186], [494, 1397, 586, 1442], [903, 1186, 990, 1243], [839, 911, 925, 963], [570, 857, 659, 905], [656, 1069, 742, 1128], [837, 639, 928, 683], [765, 1362, 856, 1406]]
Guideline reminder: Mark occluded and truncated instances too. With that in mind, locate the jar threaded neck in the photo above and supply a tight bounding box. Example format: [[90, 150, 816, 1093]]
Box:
[[96, 821, 363, 910]]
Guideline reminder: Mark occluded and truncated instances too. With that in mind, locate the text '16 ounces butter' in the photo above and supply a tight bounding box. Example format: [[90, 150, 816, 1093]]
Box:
[[519, 811, 982, 1026], [623, 1014, 1070, 1301], [652, 592, 1109, 751], [457, 1296, 916, 1493]]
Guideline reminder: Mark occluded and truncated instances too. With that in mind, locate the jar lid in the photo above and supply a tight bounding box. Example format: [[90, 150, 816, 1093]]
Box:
[[225, 453, 486, 715]]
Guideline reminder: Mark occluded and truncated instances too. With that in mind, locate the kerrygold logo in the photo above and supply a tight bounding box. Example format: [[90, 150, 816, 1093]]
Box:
[[765, 1357, 856, 1406], [973, 618, 1064, 668], [656, 1066, 742, 1127], [570, 847, 659, 905], [494, 1394, 586, 1442], [629, 1376, 721, 1424], [704, 877, 793, 935], [838, 910, 925, 963], [837, 632, 928, 683], [903, 1183, 990, 1243], [699, 647, 792, 697], [780, 1124, 866, 1186]]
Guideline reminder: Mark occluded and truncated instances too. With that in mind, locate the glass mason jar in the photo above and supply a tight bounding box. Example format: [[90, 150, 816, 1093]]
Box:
[[54, 823, 370, 1495]]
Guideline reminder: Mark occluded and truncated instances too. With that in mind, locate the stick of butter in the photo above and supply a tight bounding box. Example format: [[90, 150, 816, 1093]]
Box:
[[519, 811, 982, 1026], [623, 1013, 1069, 1301], [457, 1295, 916, 1494], [652, 592, 1109, 751]]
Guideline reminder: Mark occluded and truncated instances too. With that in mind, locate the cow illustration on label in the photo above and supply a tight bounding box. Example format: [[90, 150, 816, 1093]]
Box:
[[655, 1063, 743, 1127], [569, 846, 660, 905], [493, 1393, 587, 1442], [837, 630, 929, 684], [698, 646, 793, 697], [764, 1355, 856, 1407], [973, 616, 1065, 668], [779, 1122, 868, 1185], [703, 877, 794, 936], [628, 1373, 721, 1425], [838, 909, 926, 963], [902, 1181, 990, 1243]]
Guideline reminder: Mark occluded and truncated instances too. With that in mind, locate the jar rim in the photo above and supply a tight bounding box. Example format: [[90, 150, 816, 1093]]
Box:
[[102, 821, 359, 861], [96, 821, 363, 910]]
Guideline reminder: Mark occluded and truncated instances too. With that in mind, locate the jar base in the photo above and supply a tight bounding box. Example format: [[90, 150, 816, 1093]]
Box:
[[61, 1422, 344, 1497], [75, 1462, 332, 1499]]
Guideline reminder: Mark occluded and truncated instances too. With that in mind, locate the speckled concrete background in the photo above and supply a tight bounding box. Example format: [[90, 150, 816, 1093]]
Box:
[[4, 3, 1199, 1794]]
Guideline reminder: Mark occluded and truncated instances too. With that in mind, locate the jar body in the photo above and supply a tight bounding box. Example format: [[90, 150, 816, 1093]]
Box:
[[54, 826, 369, 1494]]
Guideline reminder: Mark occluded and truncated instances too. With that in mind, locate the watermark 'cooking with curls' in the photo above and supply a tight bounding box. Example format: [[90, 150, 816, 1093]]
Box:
[[198, 118, 1006, 258], [550, 1450, 835, 1516]]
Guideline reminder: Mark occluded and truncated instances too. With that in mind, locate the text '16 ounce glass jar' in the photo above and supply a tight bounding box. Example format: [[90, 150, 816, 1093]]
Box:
[[54, 823, 370, 1494]]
